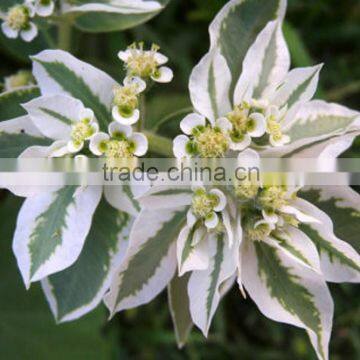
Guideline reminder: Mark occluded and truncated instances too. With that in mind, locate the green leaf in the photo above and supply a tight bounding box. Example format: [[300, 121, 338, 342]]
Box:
[[0, 86, 40, 122], [0, 193, 114, 359], [0, 132, 52, 158], [168, 273, 193, 348], [45, 198, 131, 322]]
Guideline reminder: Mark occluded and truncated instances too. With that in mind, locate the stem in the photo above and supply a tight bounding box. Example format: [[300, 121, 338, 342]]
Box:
[[143, 130, 173, 157], [152, 106, 193, 131], [138, 94, 146, 132], [58, 21, 72, 51]]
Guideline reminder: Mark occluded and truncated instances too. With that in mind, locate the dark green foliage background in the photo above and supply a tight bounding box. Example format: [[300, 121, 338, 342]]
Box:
[[0, 0, 359, 359]]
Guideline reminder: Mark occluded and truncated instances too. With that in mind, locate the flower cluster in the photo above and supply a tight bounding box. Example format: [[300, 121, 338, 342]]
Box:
[[0, 0, 55, 42]]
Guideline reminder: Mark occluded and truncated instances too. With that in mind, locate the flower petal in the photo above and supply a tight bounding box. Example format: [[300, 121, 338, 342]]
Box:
[[280, 205, 321, 224], [131, 132, 148, 156], [248, 113, 266, 137], [151, 66, 173, 83], [89, 132, 109, 156], [1, 22, 18, 39], [229, 133, 251, 151], [112, 106, 140, 125], [20, 23, 38, 42], [215, 117, 232, 133], [186, 209, 197, 228], [35, 1, 55, 17], [118, 49, 132, 62], [205, 211, 219, 229], [209, 188, 227, 212], [108, 121, 132, 138], [180, 113, 206, 135], [154, 52, 168, 65], [67, 140, 84, 153], [173, 134, 190, 158], [123, 76, 146, 93]]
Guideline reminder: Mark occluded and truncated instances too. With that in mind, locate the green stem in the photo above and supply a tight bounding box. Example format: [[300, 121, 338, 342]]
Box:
[[138, 94, 146, 132], [58, 22, 72, 51], [152, 106, 193, 131], [144, 130, 173, 157]]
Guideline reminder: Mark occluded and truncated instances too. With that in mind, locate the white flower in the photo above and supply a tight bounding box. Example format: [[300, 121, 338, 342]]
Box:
[[173, 113, 232, 158], [90, 121, 148, 158], [111, 76, 146, 126], [1, 2, 38, 42], [118, 42, 173, 83], [33, 0, 55, 17]]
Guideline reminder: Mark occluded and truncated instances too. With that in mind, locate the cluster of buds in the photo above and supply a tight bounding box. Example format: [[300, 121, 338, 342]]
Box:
[[1, 0, 55, 42]]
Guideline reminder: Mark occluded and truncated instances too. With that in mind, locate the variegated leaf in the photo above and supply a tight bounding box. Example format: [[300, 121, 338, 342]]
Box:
[[234, 20, 290, 103], [188, 232, 238, 336], [13, 186, 102, 288], [137, 185, 193, 210], [32, 50, 118, 130], [189, 0, 286, 121], [104, 207, 187, 314], [42, 198, 131, 322], [22, 94, 88, 140], [298, 187, 360, 282], [270, 64, 322, 109], [242, 238, 333, 360], [61, 0, 167, 33], [168, 273, 193, 349]]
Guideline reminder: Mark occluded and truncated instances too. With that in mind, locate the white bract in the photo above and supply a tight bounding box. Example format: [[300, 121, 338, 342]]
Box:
[[1, 1, 38, 42], [118, 42, 174, 83], [33, 0, 55, 17]]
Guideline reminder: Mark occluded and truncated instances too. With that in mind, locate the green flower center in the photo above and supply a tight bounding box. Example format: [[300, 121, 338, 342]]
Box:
[[7, 5, 29, 30], [267, 116, 283, 141], [244, 217, 272, 241]]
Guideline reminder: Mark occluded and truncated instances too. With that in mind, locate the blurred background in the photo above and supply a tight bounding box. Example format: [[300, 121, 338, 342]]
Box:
[[0, 0, 359, 359]]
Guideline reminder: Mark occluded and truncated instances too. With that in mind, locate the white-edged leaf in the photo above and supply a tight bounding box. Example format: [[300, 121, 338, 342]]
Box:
[[13, 185, 102, 288], [242, 238, 333, 360], [189, 0, 286, 120], [104, 206, 187, 314], [262, 100, 360, 158], [298, 188, 360, 282], [0, 115, 43, 137], [104, 184, 144, 216], [188, 232, 238, 336], [61, 0, 168, 33], [177, 225, 209, 276], [22, 94, 87, 140], [32, 50, 118, 130], [137, 185, 193, 209], [42, 198, 132, 322], [168, 273, 193, 349], [234, 20, 290, 104], [189, 48, 231, 122], [270, 64, 322, 109]]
